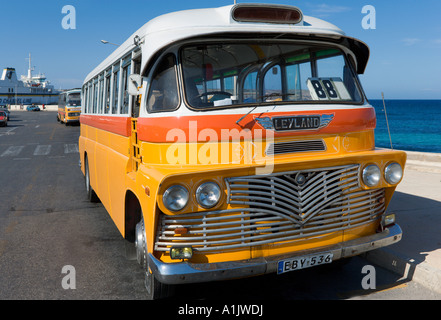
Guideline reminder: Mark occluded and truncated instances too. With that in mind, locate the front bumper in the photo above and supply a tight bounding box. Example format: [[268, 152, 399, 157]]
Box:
[[149, 224, 402, 285]]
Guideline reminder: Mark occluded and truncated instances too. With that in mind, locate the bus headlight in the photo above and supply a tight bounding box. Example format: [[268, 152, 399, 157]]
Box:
[[170, 246, 193, 260], [385, 163, 403, 185], [362, 164, 381, 187], [196, 182, 221, 209], [163, 185, 189, 212]]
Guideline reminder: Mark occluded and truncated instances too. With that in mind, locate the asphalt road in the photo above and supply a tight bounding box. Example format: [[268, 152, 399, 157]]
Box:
[[0, 111, 439, 302]]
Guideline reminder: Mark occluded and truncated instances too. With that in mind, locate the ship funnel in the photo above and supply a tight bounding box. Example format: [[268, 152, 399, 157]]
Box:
[[1, 68, 18, 82]]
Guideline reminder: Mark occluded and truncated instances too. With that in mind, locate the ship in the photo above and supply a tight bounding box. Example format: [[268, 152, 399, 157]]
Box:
[[0, 53, 60, 105]]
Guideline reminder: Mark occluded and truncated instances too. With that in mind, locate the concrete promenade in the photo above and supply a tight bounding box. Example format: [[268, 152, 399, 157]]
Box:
[[365, 150, 441, 294]]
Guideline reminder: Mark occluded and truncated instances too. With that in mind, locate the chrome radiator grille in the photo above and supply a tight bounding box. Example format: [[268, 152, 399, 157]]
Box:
[[266, 139, 326, 155], [155, 165, 385, 253]]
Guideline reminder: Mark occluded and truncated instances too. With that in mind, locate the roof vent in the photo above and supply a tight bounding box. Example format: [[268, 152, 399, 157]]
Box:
[[232, 4, 303, 25]]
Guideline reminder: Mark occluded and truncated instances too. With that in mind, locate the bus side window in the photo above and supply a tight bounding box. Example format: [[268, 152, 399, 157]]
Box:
[[147, 53, 179, 112], [131, 57, 141, 118], [263, 65, 282, 101], [112, 68, 120, 114], [83, 88, 87, 113], [58, 94, 63, 106], [121, 63, 131, 114], [104, 74, 111, 114]]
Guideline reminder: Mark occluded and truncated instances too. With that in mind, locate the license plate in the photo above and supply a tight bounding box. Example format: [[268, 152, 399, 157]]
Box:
[[277, 253, 333, 274]]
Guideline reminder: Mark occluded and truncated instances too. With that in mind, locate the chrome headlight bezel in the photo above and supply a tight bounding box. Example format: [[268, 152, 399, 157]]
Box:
[[384, 162, 403, 185], [162, 185, 189, 212], [195, 182, 221, 209], [362, 164, 381, 187]]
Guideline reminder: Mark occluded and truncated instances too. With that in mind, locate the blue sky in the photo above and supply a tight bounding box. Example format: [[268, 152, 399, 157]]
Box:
[[1, 0, 440, 99]]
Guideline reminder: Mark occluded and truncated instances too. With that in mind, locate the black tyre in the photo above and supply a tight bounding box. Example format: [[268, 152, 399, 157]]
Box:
[[84, 155, 99, 203]]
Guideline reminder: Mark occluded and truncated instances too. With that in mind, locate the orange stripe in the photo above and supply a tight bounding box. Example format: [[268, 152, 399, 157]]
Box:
[[80, 114, 131, 137], [137, 108, 376, 143]]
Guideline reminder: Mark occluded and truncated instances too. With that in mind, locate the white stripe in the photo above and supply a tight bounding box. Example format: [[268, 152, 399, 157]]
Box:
[[0, 127, 17, 137], [64, 144, 79, 154], [34, 145, 51, 156], [1, 146, 24, 157]]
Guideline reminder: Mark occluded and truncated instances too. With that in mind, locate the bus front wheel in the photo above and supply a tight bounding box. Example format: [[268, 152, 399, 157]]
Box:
[[135, 216, 174, 300]]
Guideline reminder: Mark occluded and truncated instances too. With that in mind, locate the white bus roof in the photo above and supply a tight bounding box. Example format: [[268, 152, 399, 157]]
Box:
[[61, 88, 81, 94], [84, 4, 369, 84]]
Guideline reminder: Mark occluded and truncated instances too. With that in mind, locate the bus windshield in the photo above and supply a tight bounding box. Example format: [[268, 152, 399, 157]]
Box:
[[181, 42, 363, 109], [67, 93, 81, 106]]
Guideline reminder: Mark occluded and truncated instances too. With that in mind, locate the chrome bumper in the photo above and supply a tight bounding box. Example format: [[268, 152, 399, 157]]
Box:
[[148, 224, 402, 285]]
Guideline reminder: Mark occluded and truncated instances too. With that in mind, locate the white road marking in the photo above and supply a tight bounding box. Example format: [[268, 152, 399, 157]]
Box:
[[64, 144, 79, 154], [33, 145, 52, 156], [1, 146, 24, 157], [1, 143, 79, 159], [0, 127, 18, 137]]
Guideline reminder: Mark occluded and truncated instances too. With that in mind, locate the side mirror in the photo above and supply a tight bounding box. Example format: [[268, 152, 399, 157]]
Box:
[[128, 74, 142, 95]]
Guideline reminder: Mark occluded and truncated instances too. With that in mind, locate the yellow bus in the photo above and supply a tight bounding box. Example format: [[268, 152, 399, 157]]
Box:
[[79, 3, 406, 299], [57, 89, 81, 124]]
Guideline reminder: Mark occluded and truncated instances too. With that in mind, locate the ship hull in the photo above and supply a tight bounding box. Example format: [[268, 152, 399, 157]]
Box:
[[0, 93, 59, 105]]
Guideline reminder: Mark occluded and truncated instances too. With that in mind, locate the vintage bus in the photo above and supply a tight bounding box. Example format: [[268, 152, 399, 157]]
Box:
[[57, 89, 81, 124], [79, 3, 406, 299]]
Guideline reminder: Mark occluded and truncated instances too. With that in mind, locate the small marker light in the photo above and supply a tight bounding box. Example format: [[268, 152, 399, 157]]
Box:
[[174, 227, 188, 235]]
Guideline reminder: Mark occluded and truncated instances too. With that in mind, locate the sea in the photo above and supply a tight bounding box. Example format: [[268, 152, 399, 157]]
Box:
[[370, 99, 441, 154]]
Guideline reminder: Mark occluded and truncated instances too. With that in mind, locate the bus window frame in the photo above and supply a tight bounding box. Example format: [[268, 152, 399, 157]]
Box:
[[97, 75, 104, 114], [88, 83, 93, 113], [58, 92, 66, 108], [104, 69, 112, 114], [66, 91, 81, 107], [145, 52, 181, 114], [121, 58, 132, 115], [92, 79, 98, 113], [111, 63, 121, 114], [131, 50, 142, 118], [82, 51, 143, 117], [179, 39, 366, 112]]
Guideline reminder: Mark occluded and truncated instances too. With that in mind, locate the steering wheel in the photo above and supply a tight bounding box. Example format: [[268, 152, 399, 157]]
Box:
[[197, 91, 232, 101]]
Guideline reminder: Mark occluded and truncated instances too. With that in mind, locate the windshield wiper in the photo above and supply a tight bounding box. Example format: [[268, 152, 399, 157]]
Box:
[[236, 105, 258, 126]]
